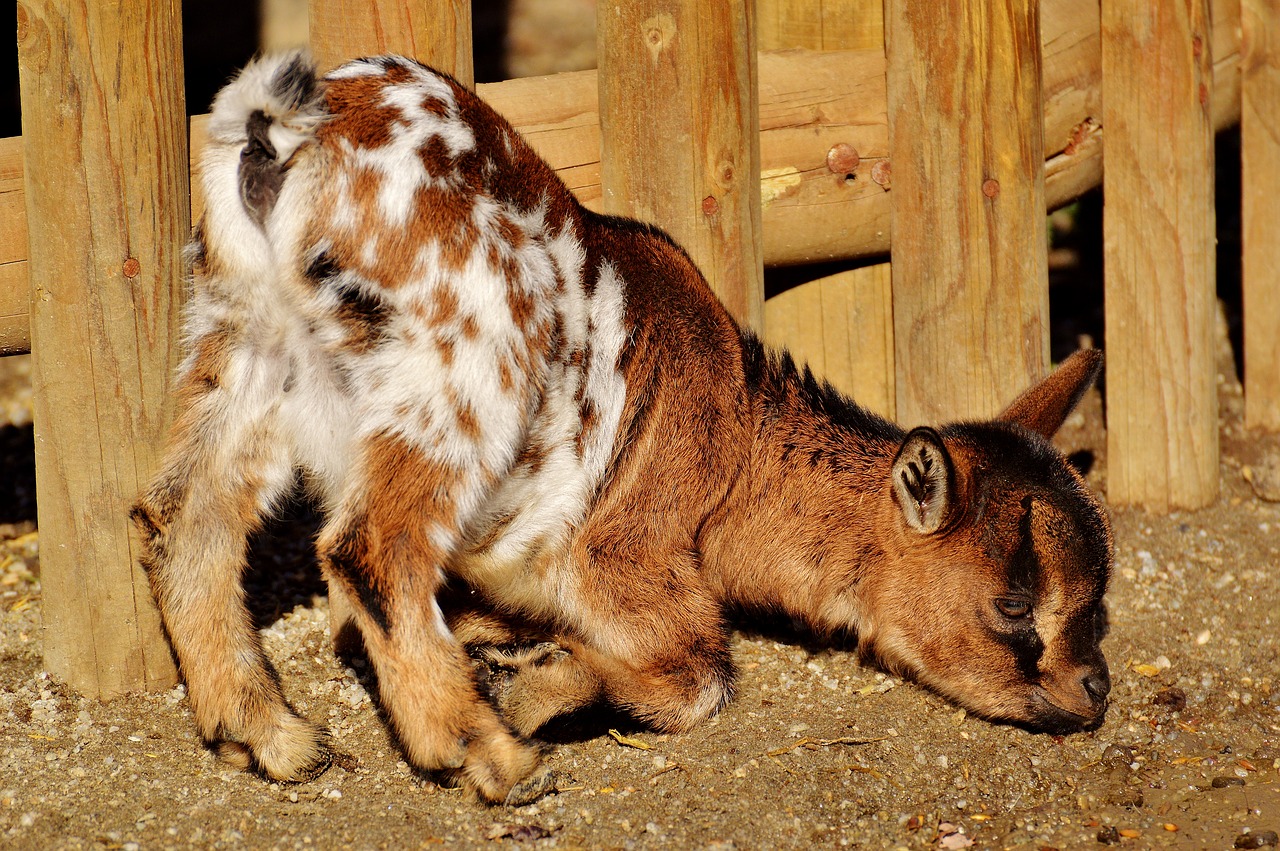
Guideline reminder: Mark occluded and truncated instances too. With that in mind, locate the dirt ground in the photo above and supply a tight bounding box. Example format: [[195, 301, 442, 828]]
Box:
[[1, 312, 1278, 851]]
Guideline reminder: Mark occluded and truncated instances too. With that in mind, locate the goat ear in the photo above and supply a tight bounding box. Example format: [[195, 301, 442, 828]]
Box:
[[998, 349, 1103, 439], [891, 427, 955, 534]]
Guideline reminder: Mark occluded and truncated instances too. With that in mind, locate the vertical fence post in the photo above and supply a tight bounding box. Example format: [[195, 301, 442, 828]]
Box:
[[757, 0, 895, 419], [885, 0, 1050, 425], [263, 0, 310, 52], [1242, 0, 1280, 432], [1102, 0, 1218, 509], [597, 0, 764, 329], [308, 2, 472, 652], [309, 0, 473, 85], [16, 0, 186, 696]]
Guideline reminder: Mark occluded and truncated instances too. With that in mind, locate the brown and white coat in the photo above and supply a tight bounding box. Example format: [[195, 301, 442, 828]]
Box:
[[134, 53, 1113, 805]]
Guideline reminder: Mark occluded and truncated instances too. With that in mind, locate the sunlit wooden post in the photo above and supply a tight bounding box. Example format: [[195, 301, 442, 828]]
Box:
[[1102, 0, 1218, 509], [16, 0, 186, 696], [309, 0, 473, 84], [1242, 0, 1280, 432], [0, 137, 28, 354], [597, 0, 764, 329], [885, 0, 1050, 426], [757, 0, 895, 418]]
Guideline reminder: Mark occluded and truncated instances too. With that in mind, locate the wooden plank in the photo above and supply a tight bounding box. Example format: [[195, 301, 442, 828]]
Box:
[[757, 0, 883, 51], [0, 263, 27, 356], [0, 134, 27, 355], [1242, 0, 1280, 431], [886, 0, 1050, 426], [17, 0, 185, 696], [1102, 0, 1218, 509], [262, 0, 309, 51], [309, 0, 473, 85], [0, 5, 1251, 355], [757, 0, 894, 418], [597, 0, 764, 329], [764, 262, 894, 415]]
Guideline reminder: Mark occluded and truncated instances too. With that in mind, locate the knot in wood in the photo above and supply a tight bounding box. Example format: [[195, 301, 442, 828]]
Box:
[[701, 195, 720, 216], [826, 143, 860, 175], [123, 257, 142, 279], [982, 178, 1000, 198]]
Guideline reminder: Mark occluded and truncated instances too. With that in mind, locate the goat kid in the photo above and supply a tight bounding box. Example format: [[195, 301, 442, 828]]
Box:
[[132, 52, 1113, 805]]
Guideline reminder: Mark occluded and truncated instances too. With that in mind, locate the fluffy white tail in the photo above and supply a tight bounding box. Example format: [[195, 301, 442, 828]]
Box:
[[206, 52, 327, 225]]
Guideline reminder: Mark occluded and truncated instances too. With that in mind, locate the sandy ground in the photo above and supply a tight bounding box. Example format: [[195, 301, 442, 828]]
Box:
[[1, 325, 1279, 851]]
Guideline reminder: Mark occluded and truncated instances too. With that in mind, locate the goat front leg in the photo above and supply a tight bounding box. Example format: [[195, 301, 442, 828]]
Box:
[[317, 432, 548, 804], [132, 331, 328, 781], [480, 540, 734, 739]]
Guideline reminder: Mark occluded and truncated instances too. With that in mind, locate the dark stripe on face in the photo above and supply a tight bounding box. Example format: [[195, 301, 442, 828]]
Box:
[[993, 500, 1045, 680], [1005, 497, 1042, 596], [994, 619, 1044, 683]]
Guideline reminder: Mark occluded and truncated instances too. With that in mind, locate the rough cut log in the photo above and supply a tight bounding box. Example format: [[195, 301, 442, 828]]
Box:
[[17, 0, 185, 697], [0, 135, 25, 354], [756, 0, 896, 419], [1242, 0, 1280, 431], [1103, 0, 1219, 511], [886, 0, 1050, 425], [309, 0, 473, 84], [598, 1, 763, 328], [0, 0, 1246, 355]]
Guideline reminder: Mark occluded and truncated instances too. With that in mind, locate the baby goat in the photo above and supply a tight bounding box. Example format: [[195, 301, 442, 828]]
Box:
[[133, 52, 1112, 804]]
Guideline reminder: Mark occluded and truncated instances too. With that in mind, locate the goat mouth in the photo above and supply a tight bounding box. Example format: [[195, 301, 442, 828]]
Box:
[[1021, 690, 1108, 734]]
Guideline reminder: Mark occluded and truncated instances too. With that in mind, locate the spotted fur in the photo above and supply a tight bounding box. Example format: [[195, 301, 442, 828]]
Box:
[[135, 52, 1112, 804]]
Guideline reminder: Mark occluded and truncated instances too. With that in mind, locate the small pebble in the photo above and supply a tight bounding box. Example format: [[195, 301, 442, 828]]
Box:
[[1102, 744, 1134, 766], [1235, 831, 1279, 849], [1243, 457, 1280, 502], [1153, 687, 1187, 711], [1212, 776, 1247, 788], [1097, 825, 1120, 844]]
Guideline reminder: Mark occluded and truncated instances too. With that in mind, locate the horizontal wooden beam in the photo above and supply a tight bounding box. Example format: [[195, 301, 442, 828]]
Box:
[[0, 0, 1243, 355]]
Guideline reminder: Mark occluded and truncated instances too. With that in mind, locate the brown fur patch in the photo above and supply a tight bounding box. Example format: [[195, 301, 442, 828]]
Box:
[[321, 69, 411, 149]]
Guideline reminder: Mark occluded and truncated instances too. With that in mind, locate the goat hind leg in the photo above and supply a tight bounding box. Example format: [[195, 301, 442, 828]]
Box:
[[133, 347, 327, 781], [318, 436, 546, 803]]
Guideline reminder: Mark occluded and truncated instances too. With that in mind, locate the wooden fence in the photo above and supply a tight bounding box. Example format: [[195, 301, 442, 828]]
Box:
[[6, 0, 1277, 699]]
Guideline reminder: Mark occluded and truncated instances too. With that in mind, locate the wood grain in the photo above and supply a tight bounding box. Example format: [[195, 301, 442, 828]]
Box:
[[1102, 0, 1219, 509], [1243, 0, 1280, 431], [309, 0, 473, 85], [262, 0, 309, 52], [597, 0, 764, 329], [886, 0, 1050, 426], [0, 135, 27, 354], [17, 0, 185, 696], [757, 0, 883, 52], [757, 0, 894, 417], [0, 1, 1247, 354]]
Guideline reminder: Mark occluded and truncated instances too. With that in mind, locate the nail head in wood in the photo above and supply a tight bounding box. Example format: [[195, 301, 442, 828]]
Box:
[[870, 160, 891, 188], [826, 143, 860, 175]]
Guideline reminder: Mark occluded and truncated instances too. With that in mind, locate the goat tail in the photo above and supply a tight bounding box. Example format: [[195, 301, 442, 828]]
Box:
[[206, 51, 327, 226]]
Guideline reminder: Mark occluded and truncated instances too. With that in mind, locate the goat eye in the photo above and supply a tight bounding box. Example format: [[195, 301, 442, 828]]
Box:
[[995, 598, 1032, 619]]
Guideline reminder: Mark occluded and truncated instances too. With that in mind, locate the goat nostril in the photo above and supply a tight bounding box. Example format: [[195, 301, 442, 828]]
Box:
[[1082, 671, 1110, 703]]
